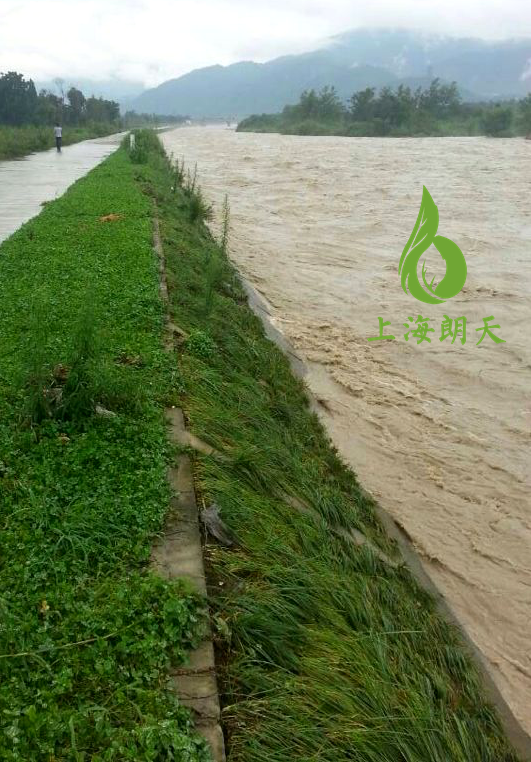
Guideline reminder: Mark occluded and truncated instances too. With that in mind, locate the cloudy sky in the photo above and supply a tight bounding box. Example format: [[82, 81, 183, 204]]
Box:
[[1, 0, 531, 87]]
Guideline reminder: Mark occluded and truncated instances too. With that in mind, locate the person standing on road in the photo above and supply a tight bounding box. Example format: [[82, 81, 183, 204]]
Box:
[[54, 123, 62, 152]]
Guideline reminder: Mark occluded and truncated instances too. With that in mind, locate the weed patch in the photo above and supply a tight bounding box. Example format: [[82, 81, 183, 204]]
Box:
[[0, 147, 210, 759]]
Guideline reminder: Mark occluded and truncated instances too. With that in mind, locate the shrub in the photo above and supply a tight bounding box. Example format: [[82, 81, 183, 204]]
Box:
[[185, 329, 215, 359], [482, 106, 514, 137], [188, 187, 213, 224]]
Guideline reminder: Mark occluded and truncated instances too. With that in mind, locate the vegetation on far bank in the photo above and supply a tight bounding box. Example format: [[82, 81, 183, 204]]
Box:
[[0, 134, 209, 760], [237, 79, 531, 137], [145, 136, 520, 760], [122, 111, 188, 129]]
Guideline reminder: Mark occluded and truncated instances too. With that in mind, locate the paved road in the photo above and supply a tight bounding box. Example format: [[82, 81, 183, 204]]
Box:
[[0, 133, 123, 244]]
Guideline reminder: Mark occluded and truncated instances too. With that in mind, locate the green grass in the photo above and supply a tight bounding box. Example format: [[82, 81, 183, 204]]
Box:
[[0, 123, 118, 160], [0, 140, 210, 760], [141, 140, 520, 761], [0, 128, 520, 761]]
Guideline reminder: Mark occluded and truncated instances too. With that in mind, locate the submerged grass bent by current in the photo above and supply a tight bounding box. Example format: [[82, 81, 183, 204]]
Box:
[[143, 136, 520, 761]]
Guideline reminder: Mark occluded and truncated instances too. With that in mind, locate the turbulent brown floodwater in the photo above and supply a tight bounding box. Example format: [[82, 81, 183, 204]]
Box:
[[162, 127, 531, 732]]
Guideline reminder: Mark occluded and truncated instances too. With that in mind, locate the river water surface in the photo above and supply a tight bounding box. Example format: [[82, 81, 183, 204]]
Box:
[[162, 127, 531, 734]]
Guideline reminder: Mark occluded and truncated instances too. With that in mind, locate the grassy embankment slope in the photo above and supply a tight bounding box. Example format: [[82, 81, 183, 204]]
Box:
[[150, 141, 520, 759], [0, 130, 520, 761], [0, 135, 209, 760], [0, 124, 118, 160]]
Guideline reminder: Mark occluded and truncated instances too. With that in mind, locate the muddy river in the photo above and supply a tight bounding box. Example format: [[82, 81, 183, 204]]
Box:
[[161, 127, 531, 733]]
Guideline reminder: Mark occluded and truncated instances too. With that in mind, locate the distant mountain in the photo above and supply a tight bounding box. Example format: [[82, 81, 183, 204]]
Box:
[[326, 29, 531, 96], [130, 28, 531, 119], [131, 58, 396, 119]]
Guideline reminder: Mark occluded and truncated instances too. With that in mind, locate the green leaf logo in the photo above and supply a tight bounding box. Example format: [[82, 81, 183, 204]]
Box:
[[399, 187, 467, 304]]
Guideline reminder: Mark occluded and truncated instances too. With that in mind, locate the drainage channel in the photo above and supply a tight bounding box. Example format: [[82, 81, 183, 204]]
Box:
[[150, 214, 226, 762]]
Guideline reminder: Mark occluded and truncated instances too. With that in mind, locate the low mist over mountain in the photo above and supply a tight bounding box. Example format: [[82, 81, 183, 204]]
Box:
[[130, 28, 531, 118]]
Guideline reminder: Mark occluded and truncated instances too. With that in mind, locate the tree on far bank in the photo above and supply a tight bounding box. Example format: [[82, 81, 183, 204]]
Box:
[[348, 88, 376, 121], [518, 94, 531, 133], [284, 86, 345, 122], [482, 105, 513, 136]]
